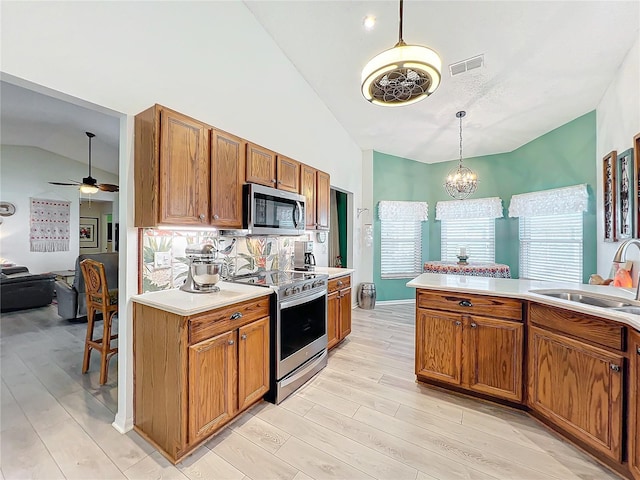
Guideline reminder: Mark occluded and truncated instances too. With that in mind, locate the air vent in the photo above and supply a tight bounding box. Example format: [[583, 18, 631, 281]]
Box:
[[449, 54, 485, 76]]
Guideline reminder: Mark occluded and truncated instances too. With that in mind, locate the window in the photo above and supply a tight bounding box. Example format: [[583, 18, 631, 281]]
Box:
[[519, 213, 583, 282], [441, 217, 495, 262], [378, 201, 428, 279], [380, 219, 422, 278]]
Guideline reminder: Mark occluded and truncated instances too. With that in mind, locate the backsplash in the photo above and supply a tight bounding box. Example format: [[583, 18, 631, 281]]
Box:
[[140, 228, 308, 293]]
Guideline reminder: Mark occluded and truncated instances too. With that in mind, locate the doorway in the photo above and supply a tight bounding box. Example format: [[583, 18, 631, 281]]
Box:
[[329, 188, 352, 268]]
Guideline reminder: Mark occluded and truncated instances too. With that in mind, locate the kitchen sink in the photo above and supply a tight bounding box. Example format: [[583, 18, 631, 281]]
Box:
[[529, 289, 635, 309]]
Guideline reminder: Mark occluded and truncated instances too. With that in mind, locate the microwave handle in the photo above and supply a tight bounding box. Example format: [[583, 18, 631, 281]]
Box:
[[294, 201, 303, 228]]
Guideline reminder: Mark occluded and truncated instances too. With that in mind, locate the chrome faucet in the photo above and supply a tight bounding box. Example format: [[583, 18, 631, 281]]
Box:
[[612, 239, 640, 300]]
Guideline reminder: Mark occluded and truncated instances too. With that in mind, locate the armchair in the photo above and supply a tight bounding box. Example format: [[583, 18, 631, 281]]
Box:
[[55, 253, 118, 320]]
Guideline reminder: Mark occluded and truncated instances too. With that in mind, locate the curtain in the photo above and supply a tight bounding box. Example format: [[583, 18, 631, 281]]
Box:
[[509, 184, 588, 217], [436, 197, 503, 220]]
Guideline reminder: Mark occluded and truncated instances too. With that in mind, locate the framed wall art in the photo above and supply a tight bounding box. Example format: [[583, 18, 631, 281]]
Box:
[[634, 132, 640, 238], [80, 217, 99, 248], [617, 148, 634, 240], [602, 150, 617, 242]]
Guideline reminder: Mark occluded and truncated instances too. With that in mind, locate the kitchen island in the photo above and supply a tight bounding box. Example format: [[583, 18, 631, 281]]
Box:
[[407, 273, 640, 480]]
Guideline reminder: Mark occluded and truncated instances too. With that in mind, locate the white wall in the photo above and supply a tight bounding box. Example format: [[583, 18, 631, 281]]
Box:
[[1, 1, 363, 432], [0, 145, 118, 273], [596, 36, 640, 278]]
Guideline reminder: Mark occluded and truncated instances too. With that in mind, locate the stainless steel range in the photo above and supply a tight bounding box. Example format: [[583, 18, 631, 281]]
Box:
[[229, 270, 328, 403]]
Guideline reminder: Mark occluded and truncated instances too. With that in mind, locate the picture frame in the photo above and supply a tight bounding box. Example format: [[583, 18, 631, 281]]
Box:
[[617, 148, 634, 240], [79, 217, 99, 248], [634, 132, 640, 238], [603, 151, 617, 242]]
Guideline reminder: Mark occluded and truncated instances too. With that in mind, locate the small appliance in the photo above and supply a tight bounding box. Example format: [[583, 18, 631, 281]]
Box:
[[294, 240, 316, 271], [180, 240, 235, 293]]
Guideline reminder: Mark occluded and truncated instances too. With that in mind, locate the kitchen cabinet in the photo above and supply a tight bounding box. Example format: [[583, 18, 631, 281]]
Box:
[[246, 143, 277, 188], [210, 129, 245, 228], [276, 155, 300, 193], [135, 105, 210, 227], [300, 165, 331, 230], [629, 329, 640, 479], [327, 274, 351, 349], [133, 295, 270, 463], [415, 289, 523, 402], [528, 325, 624, 462]]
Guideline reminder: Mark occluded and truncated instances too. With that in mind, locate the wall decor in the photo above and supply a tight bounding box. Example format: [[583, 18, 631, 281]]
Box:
[[602, 151, 617, 242], [30, 198, 71, 252], [79, 217, 99, 248], [634, 133, 640, 238], [617, 148, 634, 240]]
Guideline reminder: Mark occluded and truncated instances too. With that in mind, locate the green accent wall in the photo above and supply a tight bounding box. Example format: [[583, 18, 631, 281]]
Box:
[[336, 190, 348, 266], [373, 111, 597, 301]]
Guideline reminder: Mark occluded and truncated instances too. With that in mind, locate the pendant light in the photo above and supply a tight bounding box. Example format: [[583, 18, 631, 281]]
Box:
[[79, 132, 99, 194], [444, 111, 478, 200], [361, 0, 442, 107]]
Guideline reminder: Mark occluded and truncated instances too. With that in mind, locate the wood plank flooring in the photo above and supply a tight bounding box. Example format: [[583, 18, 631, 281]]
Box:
[[0, 303, 618, 480]]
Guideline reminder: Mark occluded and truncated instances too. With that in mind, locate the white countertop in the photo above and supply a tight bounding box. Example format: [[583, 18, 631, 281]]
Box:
[[312, 267, 354, 279], [407, 273, 640, 331], [132, 282, 271, 316]]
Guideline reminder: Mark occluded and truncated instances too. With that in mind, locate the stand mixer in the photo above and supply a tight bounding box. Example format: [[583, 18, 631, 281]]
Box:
[[180, 239, 235, 293]]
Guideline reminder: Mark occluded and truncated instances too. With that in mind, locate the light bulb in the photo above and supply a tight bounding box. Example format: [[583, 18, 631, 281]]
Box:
[[80, 184, 99, 194]]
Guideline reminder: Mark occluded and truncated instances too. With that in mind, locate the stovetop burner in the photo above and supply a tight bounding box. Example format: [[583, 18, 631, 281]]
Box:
[[228, 270, 328, 297]]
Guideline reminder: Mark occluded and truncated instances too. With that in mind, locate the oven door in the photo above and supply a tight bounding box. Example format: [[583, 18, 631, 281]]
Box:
[[277, 288, 327, 379]]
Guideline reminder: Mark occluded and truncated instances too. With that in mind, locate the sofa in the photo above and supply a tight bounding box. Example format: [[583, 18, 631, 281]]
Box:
[[0, 266, 56, 312], [55, 253, 118, 320]]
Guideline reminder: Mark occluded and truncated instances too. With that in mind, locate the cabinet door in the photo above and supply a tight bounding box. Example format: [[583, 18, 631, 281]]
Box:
[[316, 170, 330, 230], [464, 316, 523, 402], [339, 287, 352, 339], [238, 317, 270, 411], [327, 290, 340, 349], [630, 329, 640, 479], [300, 165, 317, 229], [415, 309, 463, 385], [159, 109, 209, 225], [188, 330, 237, 444], [276, 155, 300, 193], [246, 143, 276, 188], [528, 326, 624, 462], [210, 130, 245, 228]]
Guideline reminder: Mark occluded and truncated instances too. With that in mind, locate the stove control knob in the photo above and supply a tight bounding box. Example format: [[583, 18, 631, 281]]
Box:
[[302, 283, 311, 291], [313, 281, 324, 288], [293, 286, 301, 294], [284, 287, 293, 297]]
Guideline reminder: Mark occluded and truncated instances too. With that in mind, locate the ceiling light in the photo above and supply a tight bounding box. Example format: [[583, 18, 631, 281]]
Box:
[[80, 183, 99, 194], [363, 15, 376, 30], [444, 111, 478, 200], [361, 0, 441, 106]]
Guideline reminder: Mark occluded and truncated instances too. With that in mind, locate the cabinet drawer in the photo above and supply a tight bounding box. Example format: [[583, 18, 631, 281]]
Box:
[[328, 275, 351, 293], [417, 290, 522, 321], [529, 303, 625, 351], [189, 296, 270, 345]]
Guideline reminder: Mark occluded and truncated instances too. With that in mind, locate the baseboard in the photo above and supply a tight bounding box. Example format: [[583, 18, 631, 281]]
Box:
[[369, 299, 415, 306], [112, 414, 134, 433]]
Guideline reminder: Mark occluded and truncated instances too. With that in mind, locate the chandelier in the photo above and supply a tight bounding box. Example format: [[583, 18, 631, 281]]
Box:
[[361, 0, 442, 107], [444, 111, 478, 200]]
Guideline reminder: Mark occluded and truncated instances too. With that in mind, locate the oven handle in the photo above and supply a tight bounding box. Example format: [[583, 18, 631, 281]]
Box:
[[280, 288, 327, 310], [280, 349, 328, 388]]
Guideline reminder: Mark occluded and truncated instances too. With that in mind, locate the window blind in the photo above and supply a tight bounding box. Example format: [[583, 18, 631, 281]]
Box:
[[441, 218, 495, 262], [519, 213, 583, 282], [381, 220, 422, 278]]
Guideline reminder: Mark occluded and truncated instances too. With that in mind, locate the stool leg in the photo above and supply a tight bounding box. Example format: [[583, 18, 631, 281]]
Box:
[[83, 305, 95, 374], [99, 307, 112, 385]]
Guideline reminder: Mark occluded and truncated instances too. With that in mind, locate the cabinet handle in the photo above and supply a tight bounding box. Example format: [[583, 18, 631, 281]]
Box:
[[199, 213, 205, 220], [230, 312, 243, 320], [455, 321, 462, 326], [213, 214, 219, 220], [470, 322, 477, 328], [637, 347, 640, 355], [241, 334, 247, 340], [610, 364, 621, 372], [458, 300, 473, 307], [271, 178, 277, 183], [228, 340, 235, 346], [337, 281, 343, 286]]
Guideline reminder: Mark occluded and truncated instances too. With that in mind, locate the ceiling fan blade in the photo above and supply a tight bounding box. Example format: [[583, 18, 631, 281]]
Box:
[[98, 183, 119, 192], [49, 180, 81, 186]]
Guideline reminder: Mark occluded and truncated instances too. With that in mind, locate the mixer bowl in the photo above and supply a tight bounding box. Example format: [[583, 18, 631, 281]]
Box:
[[191, 262, 223, 289]]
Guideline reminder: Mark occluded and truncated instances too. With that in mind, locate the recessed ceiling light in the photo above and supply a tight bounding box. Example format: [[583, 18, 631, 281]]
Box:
[[363, 15, 376, 30]]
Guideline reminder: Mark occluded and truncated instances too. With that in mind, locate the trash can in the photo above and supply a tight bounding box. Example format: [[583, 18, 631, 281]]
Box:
[[358, 282, 376, 310]]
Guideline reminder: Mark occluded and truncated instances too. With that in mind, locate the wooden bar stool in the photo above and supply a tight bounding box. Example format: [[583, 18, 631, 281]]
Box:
[[80, 258, 118, 385]]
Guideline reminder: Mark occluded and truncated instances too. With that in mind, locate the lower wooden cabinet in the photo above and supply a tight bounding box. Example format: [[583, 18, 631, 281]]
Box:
[[528, 325, 624, 462], [630, 329, 640, 479], [416, 308, 523, 402], [327, 274, 352, 349], [134, 296, 270, 463]]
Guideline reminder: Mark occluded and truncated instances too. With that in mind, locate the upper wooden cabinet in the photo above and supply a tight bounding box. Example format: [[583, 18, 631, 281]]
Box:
[[246, 143, 277, 188], [629, 329, 640, 480], [135, 105, 210, 227], [299, 165, 330, 230], [210, 130, 245, 228], [276, 155, 300, 193]]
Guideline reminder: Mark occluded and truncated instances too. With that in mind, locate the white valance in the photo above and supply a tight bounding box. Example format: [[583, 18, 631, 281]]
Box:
[[508, 184, 588, 218], [435, 197, 503, 220], [378, 201, 428, 221]]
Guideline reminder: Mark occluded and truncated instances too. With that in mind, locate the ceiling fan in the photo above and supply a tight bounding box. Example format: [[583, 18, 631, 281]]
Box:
[[49, 131, 119, 193]]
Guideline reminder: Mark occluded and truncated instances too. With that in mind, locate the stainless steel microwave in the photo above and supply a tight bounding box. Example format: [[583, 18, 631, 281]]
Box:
[[243, 183, 306, 236]]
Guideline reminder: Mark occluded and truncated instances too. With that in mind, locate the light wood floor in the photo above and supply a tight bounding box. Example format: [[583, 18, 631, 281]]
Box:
[[1, 303, 619, 480]]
